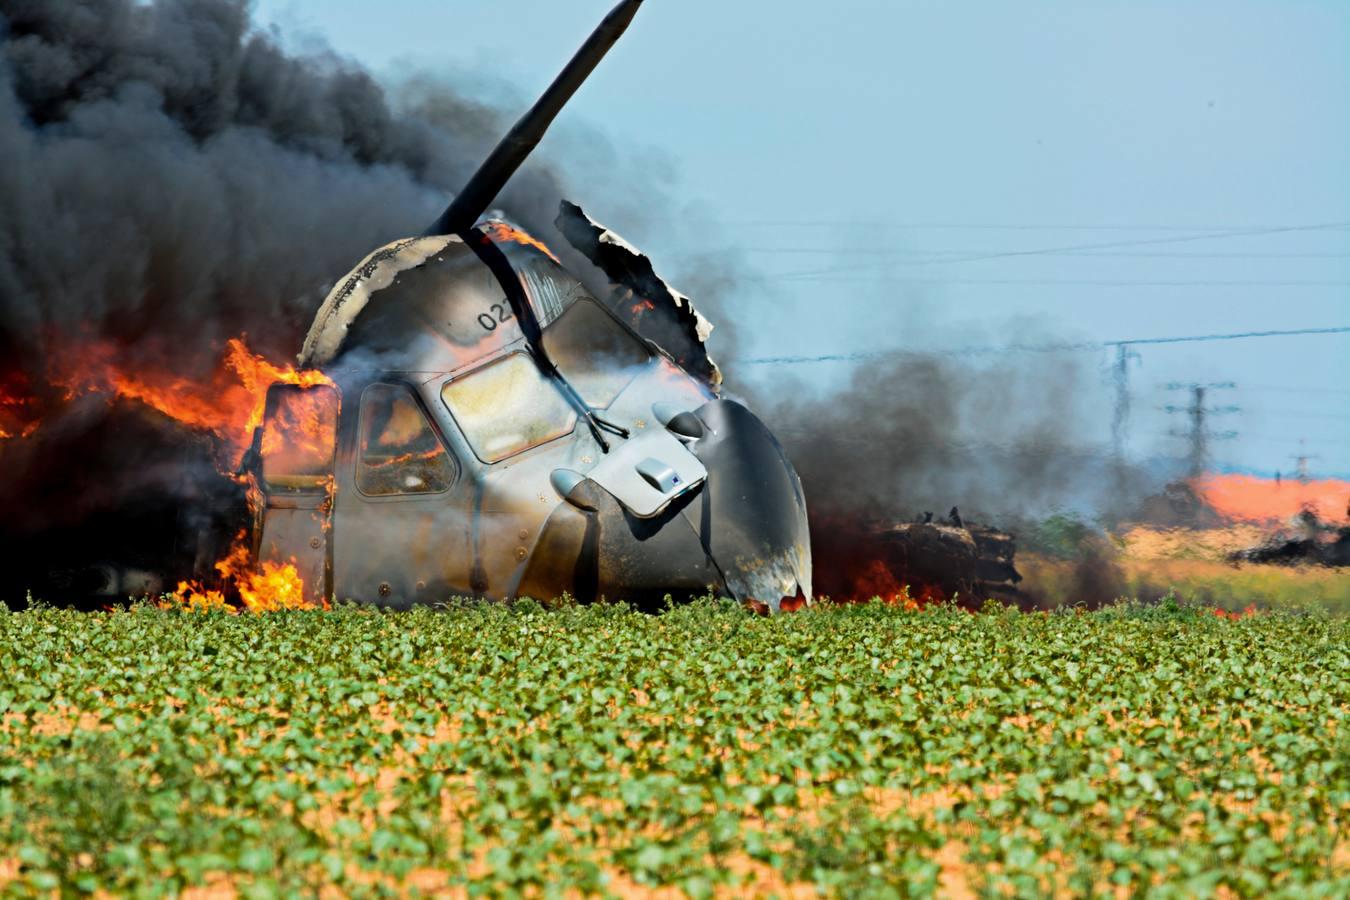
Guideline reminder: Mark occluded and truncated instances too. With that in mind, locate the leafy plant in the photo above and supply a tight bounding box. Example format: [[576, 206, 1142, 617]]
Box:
[[1, 600, 1345, 896]]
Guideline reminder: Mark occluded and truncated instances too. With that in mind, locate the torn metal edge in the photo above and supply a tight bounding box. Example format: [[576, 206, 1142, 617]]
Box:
[[554, 200, 721, 389], [299, 235, 459, 368]]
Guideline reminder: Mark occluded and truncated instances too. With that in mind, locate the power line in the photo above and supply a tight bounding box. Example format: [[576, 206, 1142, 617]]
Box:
[[1108, 326, 1350, 348], [1243, 384, 1350, 395], [759, 222, 1350, 279], [732, 325, 1350, 366], [721, 220, 1350, 232], [1237, 434, 1350, 447], [691, 249, 1350, 259], [1147, 432, 1350, 448], [1250, 409, 1350, 421], [765, 277, 1350, 286]]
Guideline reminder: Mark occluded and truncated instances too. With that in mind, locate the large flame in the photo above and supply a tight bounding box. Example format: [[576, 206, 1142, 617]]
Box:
[[844, 559, 923, 609], [1193, 473, 1350, 524], [2, 334, 336, 611], [42, 336, 332, 466]]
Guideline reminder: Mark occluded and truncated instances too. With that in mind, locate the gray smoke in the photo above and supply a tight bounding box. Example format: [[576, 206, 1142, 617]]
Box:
[[746, 338, 1163, 604], [756, 347, 1151, 525]]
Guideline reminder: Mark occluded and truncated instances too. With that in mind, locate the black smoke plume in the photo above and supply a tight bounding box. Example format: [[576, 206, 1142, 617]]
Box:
[[0, 0, 604, 599], [0, 0, 579, 372]]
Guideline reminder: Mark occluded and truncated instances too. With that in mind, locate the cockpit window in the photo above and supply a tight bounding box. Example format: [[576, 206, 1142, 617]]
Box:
[[440, 353, 577, 463], [541, 299, 652, 408], [357, 384, 456, 496], [261, 385, 338, 494]]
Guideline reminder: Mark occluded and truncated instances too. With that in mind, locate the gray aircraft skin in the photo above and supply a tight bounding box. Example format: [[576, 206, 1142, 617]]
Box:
[[246, 0, 813, 612]]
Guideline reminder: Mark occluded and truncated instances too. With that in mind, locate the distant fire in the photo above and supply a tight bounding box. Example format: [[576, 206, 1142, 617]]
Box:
[[846, 559, 923, 609], [0, 371, 39, 439], [1213, 605, 1259, 621], [1193, 473, 1350, 524]]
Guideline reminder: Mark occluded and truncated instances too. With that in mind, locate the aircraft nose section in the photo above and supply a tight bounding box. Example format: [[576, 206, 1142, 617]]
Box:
[[680, 399, 813, 612], [516, 399, 811, 611]]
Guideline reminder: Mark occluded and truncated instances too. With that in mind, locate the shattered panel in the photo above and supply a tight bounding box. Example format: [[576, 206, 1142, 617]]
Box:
[[555, 200, 721, 390]]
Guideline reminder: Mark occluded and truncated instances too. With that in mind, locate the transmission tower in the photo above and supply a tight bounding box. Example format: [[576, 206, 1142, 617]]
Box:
[[1110, 343, 1143, 459], [1288, 441, 1321, 483], [1164, 382, 1239, 476]]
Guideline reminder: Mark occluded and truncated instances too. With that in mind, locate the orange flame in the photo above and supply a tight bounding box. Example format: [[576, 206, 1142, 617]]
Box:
[[167, 532, 321, 613], [259, 387, 339, 484], [482, 221, 560, 263], [1212, 604, 1259, 621], [844, 559, 923, 609], [0, 371, 41, 439], [43, 336, 332, 466], [14, 334, 338, 613], [1193, 473, 1350, 524]]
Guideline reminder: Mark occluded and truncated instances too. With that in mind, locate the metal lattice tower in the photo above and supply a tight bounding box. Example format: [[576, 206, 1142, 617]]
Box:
[[1164, 382, 1239, 476]]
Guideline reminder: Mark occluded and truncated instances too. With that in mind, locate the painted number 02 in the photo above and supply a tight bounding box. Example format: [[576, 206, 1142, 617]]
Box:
[[478, 302, 514, 332]]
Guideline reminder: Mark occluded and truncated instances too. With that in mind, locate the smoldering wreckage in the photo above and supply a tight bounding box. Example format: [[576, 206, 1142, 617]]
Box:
[[0, 0, 1036, 613]]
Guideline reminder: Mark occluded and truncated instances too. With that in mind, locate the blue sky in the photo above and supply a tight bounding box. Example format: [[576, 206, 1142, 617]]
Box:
[[256, 0, 1349, 477]]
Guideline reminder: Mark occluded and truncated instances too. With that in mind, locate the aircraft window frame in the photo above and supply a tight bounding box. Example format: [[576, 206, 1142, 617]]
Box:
[[260, 384, 340, 495], [355, 382, 458, 498], [540, 297, 654, 410], [439, 351, 578, 464]]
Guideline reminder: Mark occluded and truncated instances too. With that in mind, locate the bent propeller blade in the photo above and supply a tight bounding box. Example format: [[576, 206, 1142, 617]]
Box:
[[427, 0, 644, 237]]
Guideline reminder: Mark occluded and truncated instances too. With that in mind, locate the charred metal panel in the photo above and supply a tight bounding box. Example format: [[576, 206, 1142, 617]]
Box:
[[302, 236, 459, 369], [256, 383, 340, 606], [514, 501, 594, 602], [328, 379, 474, 609], [256, 498, 329, 606], [585, 427, 706, 518], [555, 201, 721, 390], [591, 487, 725, 610], [680, 400, 812, 611], [302, 236, 542, 377]]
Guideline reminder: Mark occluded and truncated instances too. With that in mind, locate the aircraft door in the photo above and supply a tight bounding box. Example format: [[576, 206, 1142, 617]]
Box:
[[330, 382, 469, 607], [256, 383, 340, 606]]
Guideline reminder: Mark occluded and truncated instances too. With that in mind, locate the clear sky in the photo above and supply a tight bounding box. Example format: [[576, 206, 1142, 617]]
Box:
[[256, 0, 1349, 477]]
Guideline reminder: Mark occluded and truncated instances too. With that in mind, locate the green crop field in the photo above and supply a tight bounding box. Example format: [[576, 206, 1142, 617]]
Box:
[[1, 599, 1346, 897]]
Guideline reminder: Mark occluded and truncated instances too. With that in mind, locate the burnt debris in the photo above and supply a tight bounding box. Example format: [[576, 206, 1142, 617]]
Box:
[[1230, 510, 1350, 567]]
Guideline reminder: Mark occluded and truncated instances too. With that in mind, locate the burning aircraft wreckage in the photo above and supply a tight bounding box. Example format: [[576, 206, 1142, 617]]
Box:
[[0, 0, 1032, 614], [2, 0, 825, 613]]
